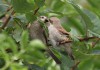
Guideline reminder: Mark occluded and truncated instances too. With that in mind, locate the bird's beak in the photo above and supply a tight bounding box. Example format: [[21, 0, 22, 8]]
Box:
[[44, 19, 49, 23]]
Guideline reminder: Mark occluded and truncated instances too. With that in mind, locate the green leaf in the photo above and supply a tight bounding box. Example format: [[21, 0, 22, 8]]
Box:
[[0, 58, 5, 68], [11, 0, 34, 13], [32, 50, 46, 59], [27, 0, 34, 4], [87, 0, 100, 9], [88, 30, 100, 37], [20, 31, 29, 49], [28, 64, 44, 70], [11, 63, 28, 70], [29, 39, 46, 50], [50, 48, 61, 59], [50, 0, 65, 11], [13, 18, 26, 29], [0, 0, 8, 13], [46, 0, 76, 16], [25, 12, 37, 22], [83, 9, 100, 35], [60, 54, 74, 70], [62, 23, 71, 32], [6, 37, 18, 54], [69, 1, 94, 30], [78, 59, 94, 70], [94, 57, 100, 70], [0, 34, 6, 43], [34, 0, 45, 7], [74, 51, 90, 61], [68, 17, 85, 35], [22, 48, 46, 65]]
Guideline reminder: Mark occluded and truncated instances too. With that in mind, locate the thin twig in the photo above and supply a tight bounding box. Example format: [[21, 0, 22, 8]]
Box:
[[71, 61, 80, 70], [0, 6, 12, 19], [60, 36, 99, 44], [6, 6, 13, 12], [1, 10, 15, 29], [79, 36, 99, 41], [26, 7, 40, 28], [46, 48, 62, 64], [34, 7, 40, 15], [92, 38, 100, 48]]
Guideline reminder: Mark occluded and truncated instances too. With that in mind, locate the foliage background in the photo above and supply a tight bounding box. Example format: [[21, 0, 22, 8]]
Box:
[[0, 0, 100, 70]]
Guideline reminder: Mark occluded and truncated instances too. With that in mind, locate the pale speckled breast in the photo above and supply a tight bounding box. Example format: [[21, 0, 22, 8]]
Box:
[[48, 24, 65, 42]]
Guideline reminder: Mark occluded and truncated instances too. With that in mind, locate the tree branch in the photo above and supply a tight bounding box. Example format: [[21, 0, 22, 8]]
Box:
[[34, 7, 40, 15], [1, 10, 15, 29], [0, 6, 12, 19], [71, 61, 80, 70], [46, 48, 62, 64], [60, 36, 99, 44], [92, 38, 100, 48]]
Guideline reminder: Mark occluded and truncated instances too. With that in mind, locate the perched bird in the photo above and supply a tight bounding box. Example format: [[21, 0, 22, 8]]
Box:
[[28, 19, 62, 64], [50, 17, 70, 35], [39, 16, 74, 60], [28, 20, 46, 44]]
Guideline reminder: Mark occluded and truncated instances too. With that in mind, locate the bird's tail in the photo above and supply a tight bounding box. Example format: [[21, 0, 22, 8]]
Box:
[[64, 43, 74, 60]]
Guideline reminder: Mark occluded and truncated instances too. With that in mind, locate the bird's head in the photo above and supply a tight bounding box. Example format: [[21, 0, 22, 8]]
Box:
[[49, 17, 60, 24], [38, 16, 51, 27], [39, 16, 49, 22]]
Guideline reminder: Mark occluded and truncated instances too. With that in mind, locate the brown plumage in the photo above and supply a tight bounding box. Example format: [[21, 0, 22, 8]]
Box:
[[28, 19, 62, 64], [50, 17, 70, 35], [40, 16, 74, 60], [28, 20, 46, 44]]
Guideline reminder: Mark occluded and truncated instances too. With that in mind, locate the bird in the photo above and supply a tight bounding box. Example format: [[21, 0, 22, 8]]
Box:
[[28, 18, 62, 64], [39, 16, 74, 60], [28, 20, 46, 44], [50, 17, 70, 35]]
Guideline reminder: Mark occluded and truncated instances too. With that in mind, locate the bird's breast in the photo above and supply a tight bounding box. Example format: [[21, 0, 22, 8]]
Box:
[[48, 25, 59, 36], [48, 25, 63, 41]]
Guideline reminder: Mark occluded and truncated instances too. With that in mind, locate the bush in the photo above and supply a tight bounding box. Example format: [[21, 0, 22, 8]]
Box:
[[0, 0, 100, 70]]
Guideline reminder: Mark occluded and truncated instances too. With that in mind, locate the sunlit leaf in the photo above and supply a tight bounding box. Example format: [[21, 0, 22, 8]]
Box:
[[60, 54, 74, 70], [69, 1, 94, 31], [28, 64, 44, 70], [29, 39, 46, 50], [83, 9, 100, 35], [20, 31, 29, 49], [25, 12, 37, 22], [34, 0, 45, 7], [87, 0, 100, 9], [78, 59, 94, 70], [11, 0, 34, 13], [11, 63, 28, 70]]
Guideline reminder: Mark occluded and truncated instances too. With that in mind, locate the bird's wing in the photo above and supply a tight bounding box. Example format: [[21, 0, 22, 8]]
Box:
[[58, 28, 70, 35], [49, 17, 70, 35]]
